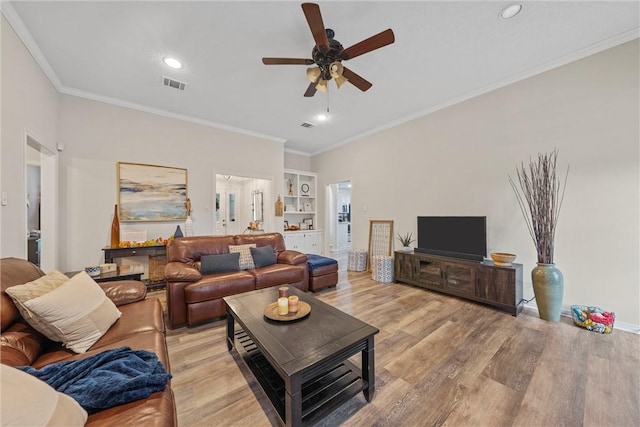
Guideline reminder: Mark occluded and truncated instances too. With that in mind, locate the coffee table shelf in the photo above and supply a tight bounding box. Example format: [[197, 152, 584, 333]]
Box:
[[235, 329, 367, 426]]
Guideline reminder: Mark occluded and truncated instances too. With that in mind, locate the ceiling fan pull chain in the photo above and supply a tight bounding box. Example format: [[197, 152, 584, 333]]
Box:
[[326, 86, 330, 114]]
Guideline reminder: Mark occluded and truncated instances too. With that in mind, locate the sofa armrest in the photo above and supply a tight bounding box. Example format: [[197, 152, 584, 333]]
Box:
[[99, 280, 147, 306], [277, 250, 308, 266], [164, 262, 202, 282]]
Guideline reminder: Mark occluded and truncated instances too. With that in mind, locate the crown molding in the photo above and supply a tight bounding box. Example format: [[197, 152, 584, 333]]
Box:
[[2, 1, 285, 144], [60, 85, 286, 144], [1, 1, 63, 90], [4, 1, 637, 157], [311, 29, 640, 157], [284, 148, 311, 157]]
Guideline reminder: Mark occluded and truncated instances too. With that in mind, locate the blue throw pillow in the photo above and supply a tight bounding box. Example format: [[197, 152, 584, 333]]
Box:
[[250, 246, 277, 269], [200, 253, 240, 275]]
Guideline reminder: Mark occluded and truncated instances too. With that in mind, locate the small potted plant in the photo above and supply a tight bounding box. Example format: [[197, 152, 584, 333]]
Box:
[[397, 232, 415, 252]]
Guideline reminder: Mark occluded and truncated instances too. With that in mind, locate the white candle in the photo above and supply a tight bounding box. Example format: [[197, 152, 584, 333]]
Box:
[[277, 297, 289, 315]]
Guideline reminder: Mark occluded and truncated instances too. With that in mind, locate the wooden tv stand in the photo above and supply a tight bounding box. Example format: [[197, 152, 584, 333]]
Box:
[[394, 250, 524, 316]]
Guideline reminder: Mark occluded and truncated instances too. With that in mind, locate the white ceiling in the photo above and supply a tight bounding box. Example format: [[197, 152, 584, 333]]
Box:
[[4, 1, 639, 155]]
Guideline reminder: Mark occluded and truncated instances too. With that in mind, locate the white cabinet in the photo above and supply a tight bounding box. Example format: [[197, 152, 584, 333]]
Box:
[[305, 231, 323, 254], [284, 231, 323, 255], [283, 232, 305, 252]]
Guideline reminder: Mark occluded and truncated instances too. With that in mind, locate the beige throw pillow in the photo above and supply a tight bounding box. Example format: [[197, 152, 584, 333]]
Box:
[[228, 244, 257, 270], [0, 364, 88, 426], [5, 270, 72, 342], [22, 271, 122, 353]]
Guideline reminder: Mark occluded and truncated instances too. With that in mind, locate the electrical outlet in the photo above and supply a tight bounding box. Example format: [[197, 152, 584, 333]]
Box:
[[1, 192, 7, 206]]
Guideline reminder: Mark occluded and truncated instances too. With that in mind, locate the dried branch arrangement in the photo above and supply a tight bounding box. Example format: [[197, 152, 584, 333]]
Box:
[[508, 149, 569, 264]]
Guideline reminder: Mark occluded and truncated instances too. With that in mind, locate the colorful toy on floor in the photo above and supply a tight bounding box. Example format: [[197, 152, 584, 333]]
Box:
[[571, 305, 615, 334]]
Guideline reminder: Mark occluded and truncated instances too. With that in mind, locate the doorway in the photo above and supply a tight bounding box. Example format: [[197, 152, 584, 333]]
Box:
[[25, 134, 56, 271], [326, 180, 351, 253], [26, 144, 41, 266], [215, 174, 272, 235]]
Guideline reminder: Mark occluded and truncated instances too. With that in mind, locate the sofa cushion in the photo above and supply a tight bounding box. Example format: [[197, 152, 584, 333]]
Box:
[[1, 364, 87, 426], [251, 264, 305, 289], [184, 271, 256, 302], [5, 270, 72, 340], [92, 298, 165, 348], [19, 272, 122, 353], [32, 330, 170, 371], [250, 245, 277, 268], [228, 244, 256, 270], [306, 254, 338, 271], [200, 252, 240, 275]]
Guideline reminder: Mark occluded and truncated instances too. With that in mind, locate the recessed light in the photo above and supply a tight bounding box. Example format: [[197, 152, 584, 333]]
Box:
[[500, 4, 522, 19], [163, 57, 182, 69], [316, 113, 329, 122]]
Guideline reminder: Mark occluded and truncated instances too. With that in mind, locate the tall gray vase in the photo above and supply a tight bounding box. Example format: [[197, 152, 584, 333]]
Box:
[[532, 263, 564, 322]]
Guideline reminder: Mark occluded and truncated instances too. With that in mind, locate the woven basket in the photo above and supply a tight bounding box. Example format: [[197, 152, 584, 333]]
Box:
[[149, 255, 167, 282]]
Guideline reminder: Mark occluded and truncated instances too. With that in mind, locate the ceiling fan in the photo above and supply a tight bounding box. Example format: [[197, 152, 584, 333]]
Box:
[[262, 3, 395, 97]]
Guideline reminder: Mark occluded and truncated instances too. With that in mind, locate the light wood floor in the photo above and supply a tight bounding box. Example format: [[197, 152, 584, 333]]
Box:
[[150, 261, 639, 426]]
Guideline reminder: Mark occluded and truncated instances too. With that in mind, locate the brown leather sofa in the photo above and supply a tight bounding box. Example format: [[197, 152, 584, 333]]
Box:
[[165, 232, 308, 329], [0, 257, 176, 426]]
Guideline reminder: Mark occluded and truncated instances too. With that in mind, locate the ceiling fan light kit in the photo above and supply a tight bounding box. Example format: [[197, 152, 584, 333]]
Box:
[[262, 2, 395, 97]]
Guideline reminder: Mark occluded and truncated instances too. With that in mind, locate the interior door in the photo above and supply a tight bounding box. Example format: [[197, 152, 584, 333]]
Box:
[[216, 189, 241, 235]]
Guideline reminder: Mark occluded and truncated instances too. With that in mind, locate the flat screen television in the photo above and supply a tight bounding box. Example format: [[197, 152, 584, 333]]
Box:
[[415, 216, 487, 261]]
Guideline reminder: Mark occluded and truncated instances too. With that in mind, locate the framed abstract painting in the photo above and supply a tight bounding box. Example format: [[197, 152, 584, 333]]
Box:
[[118, 162, 188, 222]]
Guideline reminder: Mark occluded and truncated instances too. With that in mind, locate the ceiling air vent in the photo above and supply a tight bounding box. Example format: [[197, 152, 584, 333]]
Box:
[[300, 122, 315, 128], [162, 77, 186, 91]]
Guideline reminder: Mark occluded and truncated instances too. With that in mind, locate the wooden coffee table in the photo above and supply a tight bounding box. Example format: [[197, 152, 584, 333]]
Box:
[[224, 287, 379, 427]]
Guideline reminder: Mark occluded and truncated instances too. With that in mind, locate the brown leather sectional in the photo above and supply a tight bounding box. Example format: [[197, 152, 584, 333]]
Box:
[[0, 257, 176, 426], [165, 232, 308, 329]]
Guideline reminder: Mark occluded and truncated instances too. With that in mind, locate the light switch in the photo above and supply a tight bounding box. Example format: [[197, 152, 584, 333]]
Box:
[[1, 192, 7, 206], [362, 204, 367, 212]]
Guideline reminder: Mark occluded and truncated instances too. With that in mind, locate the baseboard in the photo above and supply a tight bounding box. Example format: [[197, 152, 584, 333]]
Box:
[[524, 301, 639, 335]]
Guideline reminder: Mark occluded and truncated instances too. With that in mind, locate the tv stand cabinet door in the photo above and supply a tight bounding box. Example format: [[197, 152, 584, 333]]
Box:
[[417, 257, 442, 288], [476, 265, 523, 312], [442, 262, 475, 296], [394, 252, 419, 283]]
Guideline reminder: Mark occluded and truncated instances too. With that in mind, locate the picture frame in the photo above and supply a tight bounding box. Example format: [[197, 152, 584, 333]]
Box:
[[118, 162, 188, 222], [284, 220, 289, 230], [303, 217, 313, 229], [300, 222, 309, 230]]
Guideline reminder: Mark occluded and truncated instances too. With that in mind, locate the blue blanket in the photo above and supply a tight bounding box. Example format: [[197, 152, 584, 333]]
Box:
[[19, 346, 172, 413]]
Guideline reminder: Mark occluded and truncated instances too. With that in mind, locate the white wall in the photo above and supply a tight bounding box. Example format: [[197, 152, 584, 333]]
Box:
[[312, 39, 640, 326], [1, 16, 59, 265], [57, 95, 284, 271], [284, 151, 311, 172]]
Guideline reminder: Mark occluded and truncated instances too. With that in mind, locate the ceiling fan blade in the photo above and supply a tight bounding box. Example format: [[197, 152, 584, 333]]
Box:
[[262, 58, 314, 65], [342, 67, 373, 92], [301, 3, 329, 53], [303, 81, 317, 97], [339, 28, 395, 60]]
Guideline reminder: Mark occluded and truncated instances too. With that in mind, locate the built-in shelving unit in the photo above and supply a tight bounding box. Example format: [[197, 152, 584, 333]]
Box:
[[283, 169, 323, 254]]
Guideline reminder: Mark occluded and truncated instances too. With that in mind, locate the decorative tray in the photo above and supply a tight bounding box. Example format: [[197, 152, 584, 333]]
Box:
[[264, 301, 311, 322]]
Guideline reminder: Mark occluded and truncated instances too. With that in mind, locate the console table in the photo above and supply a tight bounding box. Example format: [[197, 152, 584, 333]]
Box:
[[102, 245, 167, 288], [66, 265, 143, 283], [394, 250, 524, 316]]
